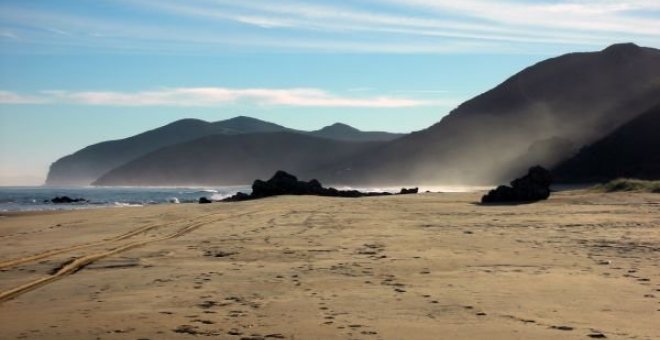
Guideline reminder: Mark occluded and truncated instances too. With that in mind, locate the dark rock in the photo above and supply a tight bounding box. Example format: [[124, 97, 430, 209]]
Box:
[[198, 197, 213, 204], [250, 171, 324, 198], [481, 166, 552, 204], [224, 192, 250, 202], [308, 179, 324, 192], [51, 196, 87, 204], [223, 170, 416, 202], [399, 187, 419, 195]]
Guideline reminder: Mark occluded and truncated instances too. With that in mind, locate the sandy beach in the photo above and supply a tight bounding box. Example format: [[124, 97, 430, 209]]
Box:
[[0, 191, 658, 339]]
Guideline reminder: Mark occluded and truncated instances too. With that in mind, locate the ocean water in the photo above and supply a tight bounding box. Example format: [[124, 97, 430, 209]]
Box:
[[0, 185, 494, 212], [0, 186, 251, 212]]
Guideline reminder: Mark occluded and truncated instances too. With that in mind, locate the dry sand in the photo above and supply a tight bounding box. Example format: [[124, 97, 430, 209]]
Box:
[[0, 191, 658, 339]]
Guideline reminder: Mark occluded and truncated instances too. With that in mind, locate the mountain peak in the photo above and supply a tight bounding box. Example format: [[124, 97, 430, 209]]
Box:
[[321, 122, 360, 132], [602, 42, 642, 55], [309, 123, 402, 142], [212, 115, 289, 133], [167, 118, 210, 126], [221, 115, 265, 124], [155, 118, 211, 133]]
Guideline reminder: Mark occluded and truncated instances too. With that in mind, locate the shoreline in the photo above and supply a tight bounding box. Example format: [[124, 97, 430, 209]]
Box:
[[0, 183, 596, 214]]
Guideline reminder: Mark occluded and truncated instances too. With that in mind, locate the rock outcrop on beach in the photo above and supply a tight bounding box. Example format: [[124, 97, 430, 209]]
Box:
[[553, 103, 660, 182], [319, 43, 660, 186], [198, 197, 213, 204], [47, 117, 402, 186], [223, 170, 417, 201], [250, 171, 326, 198], [50, 196, 87, 204], [481, 166, 553, 203], [399, 188, 419, 194]]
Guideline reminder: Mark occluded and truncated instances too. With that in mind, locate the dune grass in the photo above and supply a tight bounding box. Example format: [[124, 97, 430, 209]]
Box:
[[593, 178, 660, 193]]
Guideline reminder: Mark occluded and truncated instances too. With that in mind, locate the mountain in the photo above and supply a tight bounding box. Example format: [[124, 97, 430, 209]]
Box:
[[48, 43, 660, 187], [45, 116, 400, 186], [319, 43, 660, 185], [307, 123, 403, 142], [92, 132, 384, 186], [553, 103, 660, 182], [46, 116, 290, 186]]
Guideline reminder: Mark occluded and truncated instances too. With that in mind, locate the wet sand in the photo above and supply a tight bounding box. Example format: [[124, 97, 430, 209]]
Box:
[[0, 191, 659, 339]]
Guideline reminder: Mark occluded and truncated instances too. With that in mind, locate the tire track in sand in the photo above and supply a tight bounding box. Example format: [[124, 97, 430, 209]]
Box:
[[0, 213, 221, 270], [0, 212, 245, 303]]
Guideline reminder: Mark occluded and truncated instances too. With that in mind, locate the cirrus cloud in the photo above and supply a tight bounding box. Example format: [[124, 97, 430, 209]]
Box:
[[0, 91, 44, 104], [2, 0, 659, 55], [1, 87, 456, 108]]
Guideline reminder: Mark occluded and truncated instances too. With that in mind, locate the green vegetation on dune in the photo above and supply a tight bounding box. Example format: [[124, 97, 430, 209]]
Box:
[[593, 178, 660, 193]]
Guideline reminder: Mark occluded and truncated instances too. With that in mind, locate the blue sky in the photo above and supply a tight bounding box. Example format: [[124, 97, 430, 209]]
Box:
[[1, 0, 659, 185]]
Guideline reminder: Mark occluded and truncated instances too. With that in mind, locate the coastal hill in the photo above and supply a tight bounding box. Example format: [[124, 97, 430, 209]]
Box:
[[48, 43, 660, 187], [320, 43, 660, 185], [92, 132, 385, 186], [308, 123, 403, 142], [45, 117, 402, 186], [553, 103, 660, 182]]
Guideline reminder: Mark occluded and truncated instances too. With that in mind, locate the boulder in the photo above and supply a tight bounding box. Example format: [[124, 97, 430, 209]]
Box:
[[481, 166, 552, 204], [399, 187, 419, 195], [251, 171, 325, 198], [224, 170, 414, 201], [51, 196, 86, 204], [198, 197, 213, 204], [224, 192, 251, 202]]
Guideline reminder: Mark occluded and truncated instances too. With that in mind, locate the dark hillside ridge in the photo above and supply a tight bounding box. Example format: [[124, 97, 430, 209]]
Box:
[[318, 43, 660, 185], [46, 116, 402, 186], [553, 103, 660, 182], [93, 132, 387, 186], [308, 123, 404, 142], [46, 117, 288, 186]]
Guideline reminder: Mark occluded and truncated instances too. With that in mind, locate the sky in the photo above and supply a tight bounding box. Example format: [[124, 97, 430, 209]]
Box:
[[1, 0, 659, 185]]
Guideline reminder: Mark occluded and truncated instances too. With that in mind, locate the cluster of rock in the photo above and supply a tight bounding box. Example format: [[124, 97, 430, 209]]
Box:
[[399, 187, 419, 194], [481, 166, 553, 204], [50, 196, 88, 204], [221, 171, 418, 202], [198, 197, 213, 204]]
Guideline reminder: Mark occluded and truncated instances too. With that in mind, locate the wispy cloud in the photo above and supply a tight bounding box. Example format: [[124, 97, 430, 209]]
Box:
[[0, 30, 19, 40], [1, 0, 658, 54], [2, 87, 454, 108], [129, 0, 660, 48], [0, 4, 506, 54], [133, 0, 625, 46], [0, 91, 43, 104], [383, 0, 660, 36]]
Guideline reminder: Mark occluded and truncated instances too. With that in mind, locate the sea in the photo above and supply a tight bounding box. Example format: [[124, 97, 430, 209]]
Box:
[[0, 186, 251, 212]]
